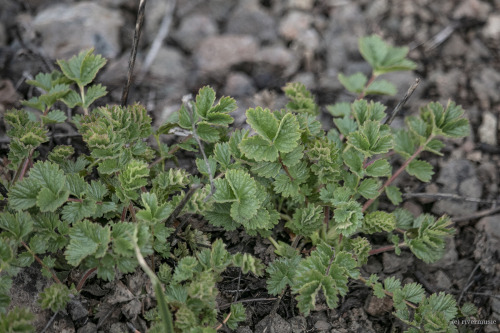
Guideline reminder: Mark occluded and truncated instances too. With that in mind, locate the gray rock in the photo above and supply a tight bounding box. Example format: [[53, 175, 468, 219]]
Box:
[[442, 35, 470, 58], [432, 159, 482, 217], [286, 0, 314, 10], [149, 47, 187, 81], [279, 11, 313, 40], [476, 214, 500, 257], [429, 237, 458, 270], [433, 270, 452, 291], [471, 68, 500, 109], [478, 111, 498, 145], [383, 251, 414, 274], [255, 45, 300, 78], [364, 295, 393, 317], [364, 256, 383, 274], [291, 72, 316, 90], [226, 2, 277, 43], [224, 72, 256, 97], [32, 2, 124, 59], [430, 69, 464, 100], [453, 0, 491, 20], [255, 314, 292, 333], [483, 14, 500, 39], [77, 322, 97, 333], [195, 34, 258, 76], [67, 298, 88, 322], [314, 320, 331, 331], [109, 322, 129, 333], [289, 315, 307, 333], [236, 326, 253, 333], [172, 14, 218, 52], [0, 22, 6, 47]]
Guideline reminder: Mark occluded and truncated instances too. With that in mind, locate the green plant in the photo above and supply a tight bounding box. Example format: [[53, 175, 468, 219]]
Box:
[[0, 36, 477, 332]]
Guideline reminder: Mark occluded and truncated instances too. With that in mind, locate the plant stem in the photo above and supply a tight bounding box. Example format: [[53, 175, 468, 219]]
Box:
[[80, 85, 88, 115], [21, 241, 62, 285], [358, 276, 417, 309], [362, 139, 430, 212], [369, 243, 407, 256], [358, 74, 377, 100], [76, 267, 97, 291]]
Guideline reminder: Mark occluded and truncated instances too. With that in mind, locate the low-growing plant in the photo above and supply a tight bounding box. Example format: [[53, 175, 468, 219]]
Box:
[[0, 36, 477, 332]]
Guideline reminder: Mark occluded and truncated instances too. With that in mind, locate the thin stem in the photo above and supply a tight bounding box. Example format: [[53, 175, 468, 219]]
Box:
[[80, 85, 88, 115], [21, 241, 62, 285], [358, 276, 417, 309], [369, 243, 407, 256], [362, 140, 429, 212], [358, 74, 377, 100], [278, 155, 294, 182], [76, 267, 97, 291]]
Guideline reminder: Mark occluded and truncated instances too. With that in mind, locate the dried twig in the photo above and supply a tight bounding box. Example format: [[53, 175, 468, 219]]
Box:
[[457, 262, 481, 305], [40, 311, 59, 333], [384, 77, 420, 126], [121, 0, 147, 106], [451, 205, 500, 223], [424, 21, 461, 52], [138, 0, 177, 83], [165, 183, 202, 227]]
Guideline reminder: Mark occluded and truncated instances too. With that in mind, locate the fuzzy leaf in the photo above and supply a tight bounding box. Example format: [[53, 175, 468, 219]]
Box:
[[195, 86, 216, 118], [57, 48, 107, 87], [274, 113, 301, 153], [338, 72, 367, 94], [358, 178, 380, 199], [0, 212, 33, 242], [173, 256, 198, 283], [83, 84, 107, 109], [266, 256, 301, 295], [232, 252, 265, 276], [65, 220, 111, 266], [8, 178, 40, 210], [0, 307, 35, 333], [226, 303, 246, 330], [365, 79, 397, 96], [196, 122, 220, 143], [359, 35, 416, 75], [363, 211, 396, 234], [286, 205, 324, 237], [136, 192, 173, 223], [38, 284, 73, 313], [41, 109, 67, 125], [365, 159, 391, 177], [385, 185, 402, 205], [406, 159, 434, 182], [283, 82, 319, 114], [246, 107, 279, 142], [327, 102, 351, 117], [117, 159, 150, 201], [239, 135, 278, 161]]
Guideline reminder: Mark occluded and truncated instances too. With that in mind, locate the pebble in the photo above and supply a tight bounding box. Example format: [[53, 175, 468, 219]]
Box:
[[476, 214, 500, 257], [478, 111, 498, 145], [172, 14, 218, 52], [364, 295, 393, 317], [289, 316, 307, 333], [226, 3, 277, 43], [149, 47, 188, 81], [483, 14, 500, 39], [433, 270, 452, 291], [32, 2, 123, 59], [0, 22, 6, 46], [383, 252, 414, 274], [471, 68, 500, 109], [255, 314, 292, 333], [224, 72, 256, 97], [195, 34, 258, 75], [256, 45, 300, 77], [279, 11, 313, 41]]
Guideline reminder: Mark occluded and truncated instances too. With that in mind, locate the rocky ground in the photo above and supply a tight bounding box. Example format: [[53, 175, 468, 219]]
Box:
[[1, 0, 500, 332]]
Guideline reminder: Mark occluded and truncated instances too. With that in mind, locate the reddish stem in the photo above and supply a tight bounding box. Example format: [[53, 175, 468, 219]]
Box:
[[77, 267, 97, 291], [21, 241, 62, 285]]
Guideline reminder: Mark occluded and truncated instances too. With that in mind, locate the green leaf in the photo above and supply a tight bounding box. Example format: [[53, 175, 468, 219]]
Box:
[[385, 185, 402, 205], [343, 148, 364, 178], [196, 122, 219, 143], [406, 159, 434, 182], [210, 96, 237, 114], [333, 201, 363, 236], [0, 212, 33, 242], [363, 211, 396, 234], [239, 135, 277, 161], [338, 72, 367, 93], [117, 159, 150, 201], [358, 178, 380, 199], [226, 169, 259, 222], [173, 256, 198, 283], [246, 107, 279, 142], [136, 192, 173, 223], [365, 79, 397, 96], [65, 220, 111, 266], [41, 109, 67, 125], [213, 142, 231, 170], [327, 102, 351, 117], [38, 284, 74, 313], [365, 159, 391, 177], [286, 205, 324, 237], [195, 157, 217, 178], [8, 178, 40, 210], [61, 199, 96, 224], [266, 256, 301, 295], [274, 113, 301, 153], [0, 307, 35, 333], [283, 82, 319, 115], [226, 303, 246, 330], [39, 84, 71, 107], [57, 48, 107, 87], [83, 84, 107, 109], [333, 117, 357, 137], [232, 252, 265, 276], [195, 86, 216, 118], [359, 35, 416, 75]]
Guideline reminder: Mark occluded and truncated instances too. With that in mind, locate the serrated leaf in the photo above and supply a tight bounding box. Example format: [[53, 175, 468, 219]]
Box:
[[327, 102, 351, 117], [22, 96, 46, 112], [286, 205, 324, 237], [239, 135, 278, 161], [61, 199, 97, 224], [195, 86, 216, 118], [0, 212, 33, 242], [266, 256, 301, 295], [39, 84, 71, 107], [195, 157, 217, 178], [136, 192, 173, 223], [225, 169, 259, 222], [57, 48, 107, 87], [213, 142, 231, 169], [38, 284, 73, 313], [246, 107, 279, 142], [333, 116, 357, 137], [61, 90, 82, 108], [385, 185, 402, 205], [0, 307, 35, 332], [365, 159, 391, 177], [402, 283, 425, 304], [205, 112, 233, 125], [210, 95, 237, 114], [363, 211, 396, 234], [274, 113, 301, 153], [64, 220, 111, 266], [196, 122, 219, 143], [41, 109, 67, 125], [173, 256, 198, 283], [343, 148, 364, 178], [359, 35, 416, 75], [8, 178, 40, 210], [83, 84, 107, 109], [358, 178, 380, 199], [406, 159, 434, 182], [226, 303, 246, 330], [365, 79, 397, 96], [338, 72, 367, 93]]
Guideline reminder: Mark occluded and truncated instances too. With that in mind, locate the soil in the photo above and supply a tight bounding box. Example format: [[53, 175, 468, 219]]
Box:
[[1, 0, 500, 332]]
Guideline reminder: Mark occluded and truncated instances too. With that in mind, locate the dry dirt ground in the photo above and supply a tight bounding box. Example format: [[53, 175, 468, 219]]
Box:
[[1, 0, 500, 332]]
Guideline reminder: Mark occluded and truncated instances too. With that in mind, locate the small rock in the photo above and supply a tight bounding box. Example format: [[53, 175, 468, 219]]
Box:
[[429, 237, 459, 270], [366, 0, 389, 19], [476, 214, 500, 256], [109, 322, 129, 333], [471, 68, 500, 109], [478, 111, 498, 145], [0, 22, 6, 46], [453, 0, 491, 20], [432, 159, 482, 217], [67, 298, 88, 323], [314, 320, 331, 331], [279, 11, 313, 40], [255, 314, 292, 333], [364, 295, 393, 317], [195, 35, 258, 76], [149, 47, 188, 81], [484, 14, 500, 39], [430, 69, 463, 99], [224, 72, 256, 97], [32, 2, 124, 59], [172, 14, 218, 52], [77, 322, 97, 333], [433, 270, 452, 291], [383, 252, 413, 274], [286, 0, 314, 10], [236, 326, 253, 333], [291, 72, 316, 90], [289, 316, 307, 333], [364, 256, 383, 274], [256, 45, 300, 76], [226, 3, 277, 43]]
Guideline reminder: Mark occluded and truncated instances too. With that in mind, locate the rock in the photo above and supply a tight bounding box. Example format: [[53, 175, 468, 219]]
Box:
[[364, 295, 393, 317], [224, 72, 256, 97], [484, 14, 500, 39], [195, 34, 258, 76], [289, 316, 307, 333], [172, 14, 218, 52], [149, 47, 188, 81], [77, 322, 97, 333], [453, 0, 491, 20], [279, 11, 313, 40], [314, 320, 331, 331], [291, 72, 316, 90], [286, 0, 314, 10], [255, 45, 300, 78], [226, 2, 277, 43], [236, 326, 253, 333], [478, 111, 498, 145], [32, 2, 123, 59], [471, 68, 500, 109], [432, 159, 482, 217], [476, 214, 500, 257], [429, 237, 459, 270], [430, 69, 464, 100], [255, 314, 291, 333], [433, 270, 452, 291], [0, 22, 6, 47], [442, 35, 469, 58], [109, 322, 130, 333], [383, 252, 413, 274], [144, 0, 170, 44], [364, 256, 383, 274], [366, 0, 389, 19], [67, 298, 88, 324]]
